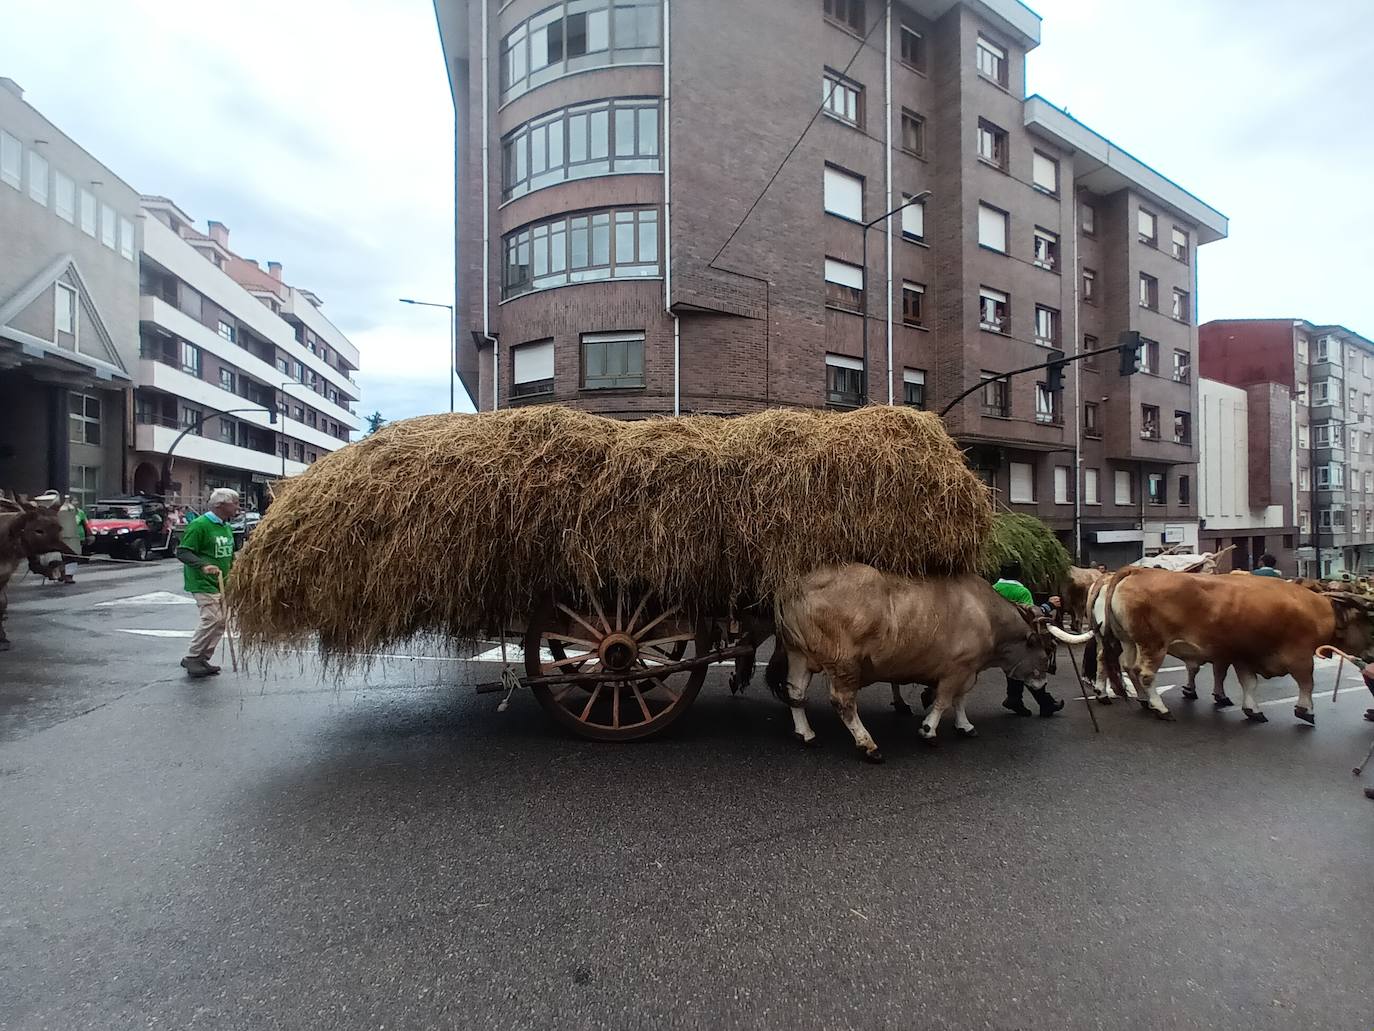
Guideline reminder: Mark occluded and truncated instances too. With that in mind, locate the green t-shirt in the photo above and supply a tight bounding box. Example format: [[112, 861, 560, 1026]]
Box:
[[993, 578, 1035, 606], [181, 514, 235, 594], [1251, 567, 1283, 578]]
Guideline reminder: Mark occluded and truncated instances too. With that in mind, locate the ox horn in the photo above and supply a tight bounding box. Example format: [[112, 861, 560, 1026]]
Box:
[[1047, 625, 1094, 645]]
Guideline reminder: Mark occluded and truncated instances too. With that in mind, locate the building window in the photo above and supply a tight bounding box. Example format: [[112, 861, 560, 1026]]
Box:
[[1082, 267, 1096, 302], [1317, 463, 1344, 488], [1139, 273, 1159, 310], [68, 393, 101, 445], [1312, 379, 1336, 405], [1296, 335, 1309, 362], [899, 108, 925, 156], [825, 353, 864, 408], [1171, 289, 1191, 322], [1035, 382, 1061, 424], [503, 206, 659, 299], [1299, 467, 1310, 491], [1171, 226, 1189, 263], [1147, 473, 1165, 506], [277, 358, 290, 377], [1033, 228, 1059, 270], [218, 368, 235, 393], [1083, 334, 1100, 370], [581, 331, 645, 389], [900, 193, 925, 242], [307, 411, 318, 428], [824, 257, 864, 312], [981, 372, 1009, 416], [53, 171, 74, 222], [823, 0, 865, 33], [1084, 402, 1101, 438], [80, 189, 96, 236], [1114, 470, 1133, 505], [0, 130, 20, 189], [1316, 334, 1340, 364], [898, 23, 925, 69], [976, 118, 1008, 169], [1081, 200, 1096, 236], [1031, 151, 1059, 194], [69, 464, 100, 508], [979, 287, 1009, 333], [293, 405, 305, 421], [293, 442, 306, 462], [1084, 468, 1100, 505], [54, 283, 77, 337], [500, 0, 661, 101], [220, 418, 237, 444], [512, 338, 556, 398], [218, 320, 236, 343], [903, 368, 926, 409], [1034, 305, 1059, 346], [975, 35, 1007, 86], [977, 202, 1008, 252], [1173, 349, 1191, 384], [28, 150, 48, 206], [1138, 206, 1158, 245], [180, 342, 202, 377], [1054, 466, 1071, 505], [118, 217, 135, 260], [1141, 404, 1161, 440], [1313, 422, 1333, 447], [181, 406, 202, 435], [502, 98, 660, 200], [901, 281, 925, 326], [100, 204, 116, 249], [823, 164, 863, 222], [1009, 461, 1035, 503], [1174, 410, 1192, 444], [822, 69, 864, 128]]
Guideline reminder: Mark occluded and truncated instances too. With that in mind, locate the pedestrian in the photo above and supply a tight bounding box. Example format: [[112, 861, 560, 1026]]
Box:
[[992, 561, 1065, 717], [176, 487, 239, 678], [1251, 552, 1283, 578], [56, 494, 86, 584]]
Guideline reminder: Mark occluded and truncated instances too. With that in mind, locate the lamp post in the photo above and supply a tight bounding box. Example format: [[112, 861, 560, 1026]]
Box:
[[860, 190, 932, 405], [399, 297, 456, 413]]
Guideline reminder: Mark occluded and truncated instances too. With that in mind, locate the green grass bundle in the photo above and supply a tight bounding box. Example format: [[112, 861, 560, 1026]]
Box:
[[978, 512, 1072, 592]]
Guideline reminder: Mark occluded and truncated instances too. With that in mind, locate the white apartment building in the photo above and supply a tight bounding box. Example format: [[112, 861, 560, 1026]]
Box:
[[134, 198, 362, 510]]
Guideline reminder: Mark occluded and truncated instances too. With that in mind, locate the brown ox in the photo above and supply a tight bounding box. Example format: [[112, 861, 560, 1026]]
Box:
[[769, 564, 1088, 761], [0, 504, 73, 650], [1096, 567, 1374, 724], [1057, 565, 1105, 632]]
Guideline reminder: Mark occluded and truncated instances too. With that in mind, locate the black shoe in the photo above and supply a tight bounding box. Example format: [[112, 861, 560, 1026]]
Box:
[[1032, 689, 1065, 717], [180, 657, 213, 678], [1002, 698, 1034, 717], [202, 661, 222, 675]]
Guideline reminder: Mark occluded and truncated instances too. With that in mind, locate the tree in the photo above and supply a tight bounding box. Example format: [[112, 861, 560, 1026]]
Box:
[[365, 411, 387, 436]]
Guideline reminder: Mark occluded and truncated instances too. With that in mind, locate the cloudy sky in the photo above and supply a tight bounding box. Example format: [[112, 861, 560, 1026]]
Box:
[[4, 0, 1370, 422]]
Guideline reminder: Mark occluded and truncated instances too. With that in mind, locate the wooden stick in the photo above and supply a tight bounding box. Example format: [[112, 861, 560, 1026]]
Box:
[[209, 566, 237, 673]]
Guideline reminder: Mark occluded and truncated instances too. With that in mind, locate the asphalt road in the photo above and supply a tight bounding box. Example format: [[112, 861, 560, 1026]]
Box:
[[3, 562, 1373, 1030]]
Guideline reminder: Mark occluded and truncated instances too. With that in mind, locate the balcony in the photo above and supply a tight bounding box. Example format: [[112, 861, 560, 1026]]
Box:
[[134, 421, 307, 478]]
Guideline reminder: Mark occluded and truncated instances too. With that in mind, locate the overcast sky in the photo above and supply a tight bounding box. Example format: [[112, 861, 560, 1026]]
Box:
[[4, 0, 1371, 423]]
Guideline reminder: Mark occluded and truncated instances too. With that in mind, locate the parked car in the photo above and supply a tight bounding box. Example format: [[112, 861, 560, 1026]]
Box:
[[228, 511, 260, 551], [84, 496, 179, 561]]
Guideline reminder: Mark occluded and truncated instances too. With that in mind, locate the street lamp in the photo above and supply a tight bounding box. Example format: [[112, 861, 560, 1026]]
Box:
[[400, 297, 456, 414], [861, 190, 932, 405]]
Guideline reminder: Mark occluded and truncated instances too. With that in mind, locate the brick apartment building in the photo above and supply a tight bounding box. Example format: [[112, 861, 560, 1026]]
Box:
[[1201, 319, 1374, 579], [434, 0, 1228, 564]]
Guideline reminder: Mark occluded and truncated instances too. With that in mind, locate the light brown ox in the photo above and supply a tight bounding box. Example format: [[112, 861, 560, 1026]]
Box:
[[770, 564, 1089, 761], [1057, 565, 1105, 632], [1096, 566, 1374, 724]]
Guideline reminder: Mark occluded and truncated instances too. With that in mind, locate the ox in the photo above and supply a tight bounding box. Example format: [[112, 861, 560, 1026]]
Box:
[[1091, 566, 1374, 724], [0, 502, 73, 651], [768, 564, 1089, 761], [1057, 565, 1105, 632]]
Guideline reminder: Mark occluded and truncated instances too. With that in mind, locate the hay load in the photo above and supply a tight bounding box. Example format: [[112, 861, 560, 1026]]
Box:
[[978, 513, 1072, 592], [231, 405, 992, 660]]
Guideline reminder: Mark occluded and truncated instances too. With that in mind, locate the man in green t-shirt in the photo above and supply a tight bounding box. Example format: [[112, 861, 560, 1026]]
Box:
[[1251, 553, 1283, 578], [992, 562, 1065, 718], [176, 487, 240, 678]]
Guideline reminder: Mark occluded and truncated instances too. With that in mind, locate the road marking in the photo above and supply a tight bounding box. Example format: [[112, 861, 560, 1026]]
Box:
[[116, 628, 193, 638], [96, 591, 194, 608], [471, 644, 555, 663]]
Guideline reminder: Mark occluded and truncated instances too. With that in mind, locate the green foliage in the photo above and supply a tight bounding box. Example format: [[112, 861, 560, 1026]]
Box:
[[979, 513, 1072, 591]]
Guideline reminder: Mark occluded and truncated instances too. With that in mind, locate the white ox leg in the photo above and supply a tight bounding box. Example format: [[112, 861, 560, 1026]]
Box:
[[830, 674, 882, 762], [920, 675, 976, 740], [1238, 668, 1266, 723], [785, 651, 817, 743]]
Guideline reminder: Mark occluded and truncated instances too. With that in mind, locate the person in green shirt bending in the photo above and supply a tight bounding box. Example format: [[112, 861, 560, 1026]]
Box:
[[1251, 553, 1283, 578], [176, 487, 240, 678], [992, 561, 1065, 717]]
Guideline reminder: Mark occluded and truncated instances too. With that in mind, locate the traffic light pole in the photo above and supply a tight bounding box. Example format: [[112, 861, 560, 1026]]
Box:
[[937, 335, 1142, 418]]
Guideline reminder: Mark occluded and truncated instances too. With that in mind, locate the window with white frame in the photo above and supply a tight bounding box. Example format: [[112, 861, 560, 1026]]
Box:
[[1173, 349, 1191, 384], [1082, 267, 1096, 302], [1034, 305, 1058, 345], [512, 338, 555, 397], [1033, 227, 1059, 270], [1083, 401, 1100, 437], [181, 342, 202, 377], [822, 69, 863, 127], [499, 1, 661, 101], [1147, 473, 1165, 505], [976, 118, 1008, 168], [1054, 466, 1071, 504], [1316, 335, 1340, 364], [1009, 462, 1034, 503], [503, 207, 659, 298], [1139, 273, 1158, 309], [27, 150, 48, 206], [68, 393, 101, 445], [1298, 424, 1309, 449], [1172, 288, 1190, 322], [0, 130, 19, 189], [901, 193, 925, 242], [824, 257, 864, 311], [581, 331, 645, 390], [1317, 463, 1344, 488], [978, 202, 1007, 252], [1171, 226, 1189, 263], [902, 281, 925, 326], [218, 320, 235, 343], [54, 170, 74, 222], [979, 287, 1009, 333], [903, 367, 926, 409], [899, 108, 925, 156], [219, 368, 236, 393], [1313, 422, 1333, 447], [1036, 382, 1061, 424], [1312, 379, 1337, 405], [100, 204, 116, 248], [502, 98, 660, 200], [975, 35, 1007, 86], [1140, 406, 1160, 440], [54, 282, 76, 337], [981, 372, 1009, 416], [1114, 470, 1132, 505], [1138, 207, 1157, 245], [1084, 468, 1100, 505], [1080, 200, 1096, 235], [79, 189, 96, 236], [1299, 467, 1310, 491], [1350, 424, 1359, 450], [825, 352, 864, 407], [1031, 151, 1059, 194], [118, 217, 134, 260], [823, 165, 863, 222], [1300, 509, 1311, 533], [1296, 335, 1309, 362]]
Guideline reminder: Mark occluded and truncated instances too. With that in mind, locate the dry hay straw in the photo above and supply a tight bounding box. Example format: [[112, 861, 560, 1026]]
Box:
[[230, 404, 992, 664], [978, 512, 1072, 592]]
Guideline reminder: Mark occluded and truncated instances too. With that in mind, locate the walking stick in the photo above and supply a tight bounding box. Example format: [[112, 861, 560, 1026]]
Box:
[[209, 566, 238, 673], [1063, 642, 1100, 734]]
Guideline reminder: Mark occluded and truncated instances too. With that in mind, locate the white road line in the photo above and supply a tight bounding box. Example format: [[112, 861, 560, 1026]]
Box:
[[116, 629, 193, 638], [95, 591, 194, 608]]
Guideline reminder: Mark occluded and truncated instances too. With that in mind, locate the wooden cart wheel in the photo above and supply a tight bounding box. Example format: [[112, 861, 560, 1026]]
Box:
[[524, 589, 709, 742]]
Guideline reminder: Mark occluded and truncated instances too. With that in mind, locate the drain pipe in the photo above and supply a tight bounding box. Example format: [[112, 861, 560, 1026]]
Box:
[[1071, 185, 1082, 562], [663, 0, 678, 414], [481, 0, 495, 409], [884, 1, 894, 404]]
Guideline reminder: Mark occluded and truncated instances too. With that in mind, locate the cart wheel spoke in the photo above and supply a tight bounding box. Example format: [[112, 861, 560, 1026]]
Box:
[[612, 680, 622, 728], [556, 604, 605, 643], [630, 679, 654, 722], [578, 681, 605, 722], [625, 592, 651, 635]]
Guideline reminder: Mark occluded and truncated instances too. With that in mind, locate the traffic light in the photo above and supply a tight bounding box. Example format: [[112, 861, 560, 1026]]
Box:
[[269, 408, 278, 425], [1118, 330, 1142, 376], [1045, 349, 1067, 393]]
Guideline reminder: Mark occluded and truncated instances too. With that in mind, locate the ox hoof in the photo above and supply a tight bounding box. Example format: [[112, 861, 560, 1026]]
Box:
[[1242, 708, 1269, 724], [1096, 696, 1113, 706], [1213, 695, 1235, 710], [1137, 699, 1151, 711], [1181, 687, 1199, 701], [892, 700, 914, 718], [793, 732, 821, 748], [861, 748, 885, 764], [1152, 709, 1175, 722], [918, 726, 938, 744], [1294, 706, 1316, 726], [1364, 708, 1374, 723], [955, 726, 978, 739]]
